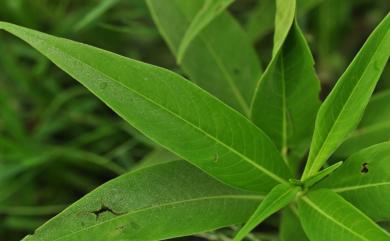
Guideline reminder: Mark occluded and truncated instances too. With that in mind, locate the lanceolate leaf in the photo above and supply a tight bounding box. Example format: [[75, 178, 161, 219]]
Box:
[[298, 189, 390, 241], [335, 90, 390, 157], [147, 0, 262, 115], [315, 143, 390, 221], [233, 184, 300, 241], [177, 0, 235, 63], [251, 21, 320, 172], [0, 21, 290, 192], [279, 207, 309, 241], [302, 13, 390, 179], [21, 161, 264, 241], [303, 161, 342, 188]]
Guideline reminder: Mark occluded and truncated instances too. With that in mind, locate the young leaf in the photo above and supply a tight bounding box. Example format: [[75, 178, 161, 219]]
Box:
[[0, 21, 290, 192], [303, 161, 342, 188], [279, 207, 309, 241], [298, 189, 390, 241], [251, 21, 320, 172], [302, 13, 390, 180], [232, 184, 300, 241], [147, 0, 262, 115], [177, 0, 235, 63], [315, 142, 390, 221], [21, 161, 264, 241], [335, 90, 390, 157], [273, 0, 296, 56]]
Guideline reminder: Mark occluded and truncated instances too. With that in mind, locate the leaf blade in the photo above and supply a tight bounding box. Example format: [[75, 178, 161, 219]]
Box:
[[233, 184, 300, 241], [21, 161, 263, 241], [315, 142, 390, 221], [0, 21, 290, 192], [334, 90, 390, 157], [273, 0, 296, 56], [298, 189, 390, 241], [303, 161, 342, 188], [302, 13, 390, 179], [177, 0, 235, 63], [147, 0, 262, 115], [251, 21, 320, 171]]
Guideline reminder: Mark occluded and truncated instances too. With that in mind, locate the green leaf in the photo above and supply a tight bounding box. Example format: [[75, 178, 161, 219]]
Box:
[[334, 90, 390, 157], [251, 21, 320, 172], [232, 184, 300, 241], [147, 0, 262, 115], [302, 13, 390, 180], [279, 206, 309, 241], [273, 0, 296, 56], [177, 0, 235, 63], [315, 142, 390, 221], [303, 161, 342, 188], [298, 189, 390, 241], [244, 0, 322, 43], [21, 161, 264, 241], [0, 21, 290, 192]]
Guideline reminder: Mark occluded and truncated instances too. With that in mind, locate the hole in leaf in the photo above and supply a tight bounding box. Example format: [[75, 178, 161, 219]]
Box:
[[91, 203, 124, 220], [360, 163, 368, 174]]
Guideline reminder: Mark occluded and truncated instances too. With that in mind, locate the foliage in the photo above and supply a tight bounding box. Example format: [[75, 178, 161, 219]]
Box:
[[0, 0, 389, 240]]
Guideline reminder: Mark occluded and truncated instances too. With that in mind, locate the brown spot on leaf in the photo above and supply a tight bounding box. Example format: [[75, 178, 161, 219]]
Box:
[[360, 163, 368, 174]]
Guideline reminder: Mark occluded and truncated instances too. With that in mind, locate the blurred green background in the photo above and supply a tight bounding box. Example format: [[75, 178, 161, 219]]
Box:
[[0, 0, 389, 240]]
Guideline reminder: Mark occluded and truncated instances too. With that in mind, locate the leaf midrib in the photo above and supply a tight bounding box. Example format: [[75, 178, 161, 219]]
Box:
[[280, 51, 288, 163], [302, 196, 371, 241], [305, 27, 390, 177], [24, 30, 287, 184], [331, 182, 390, 193], [52, 194, 263, 241]]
